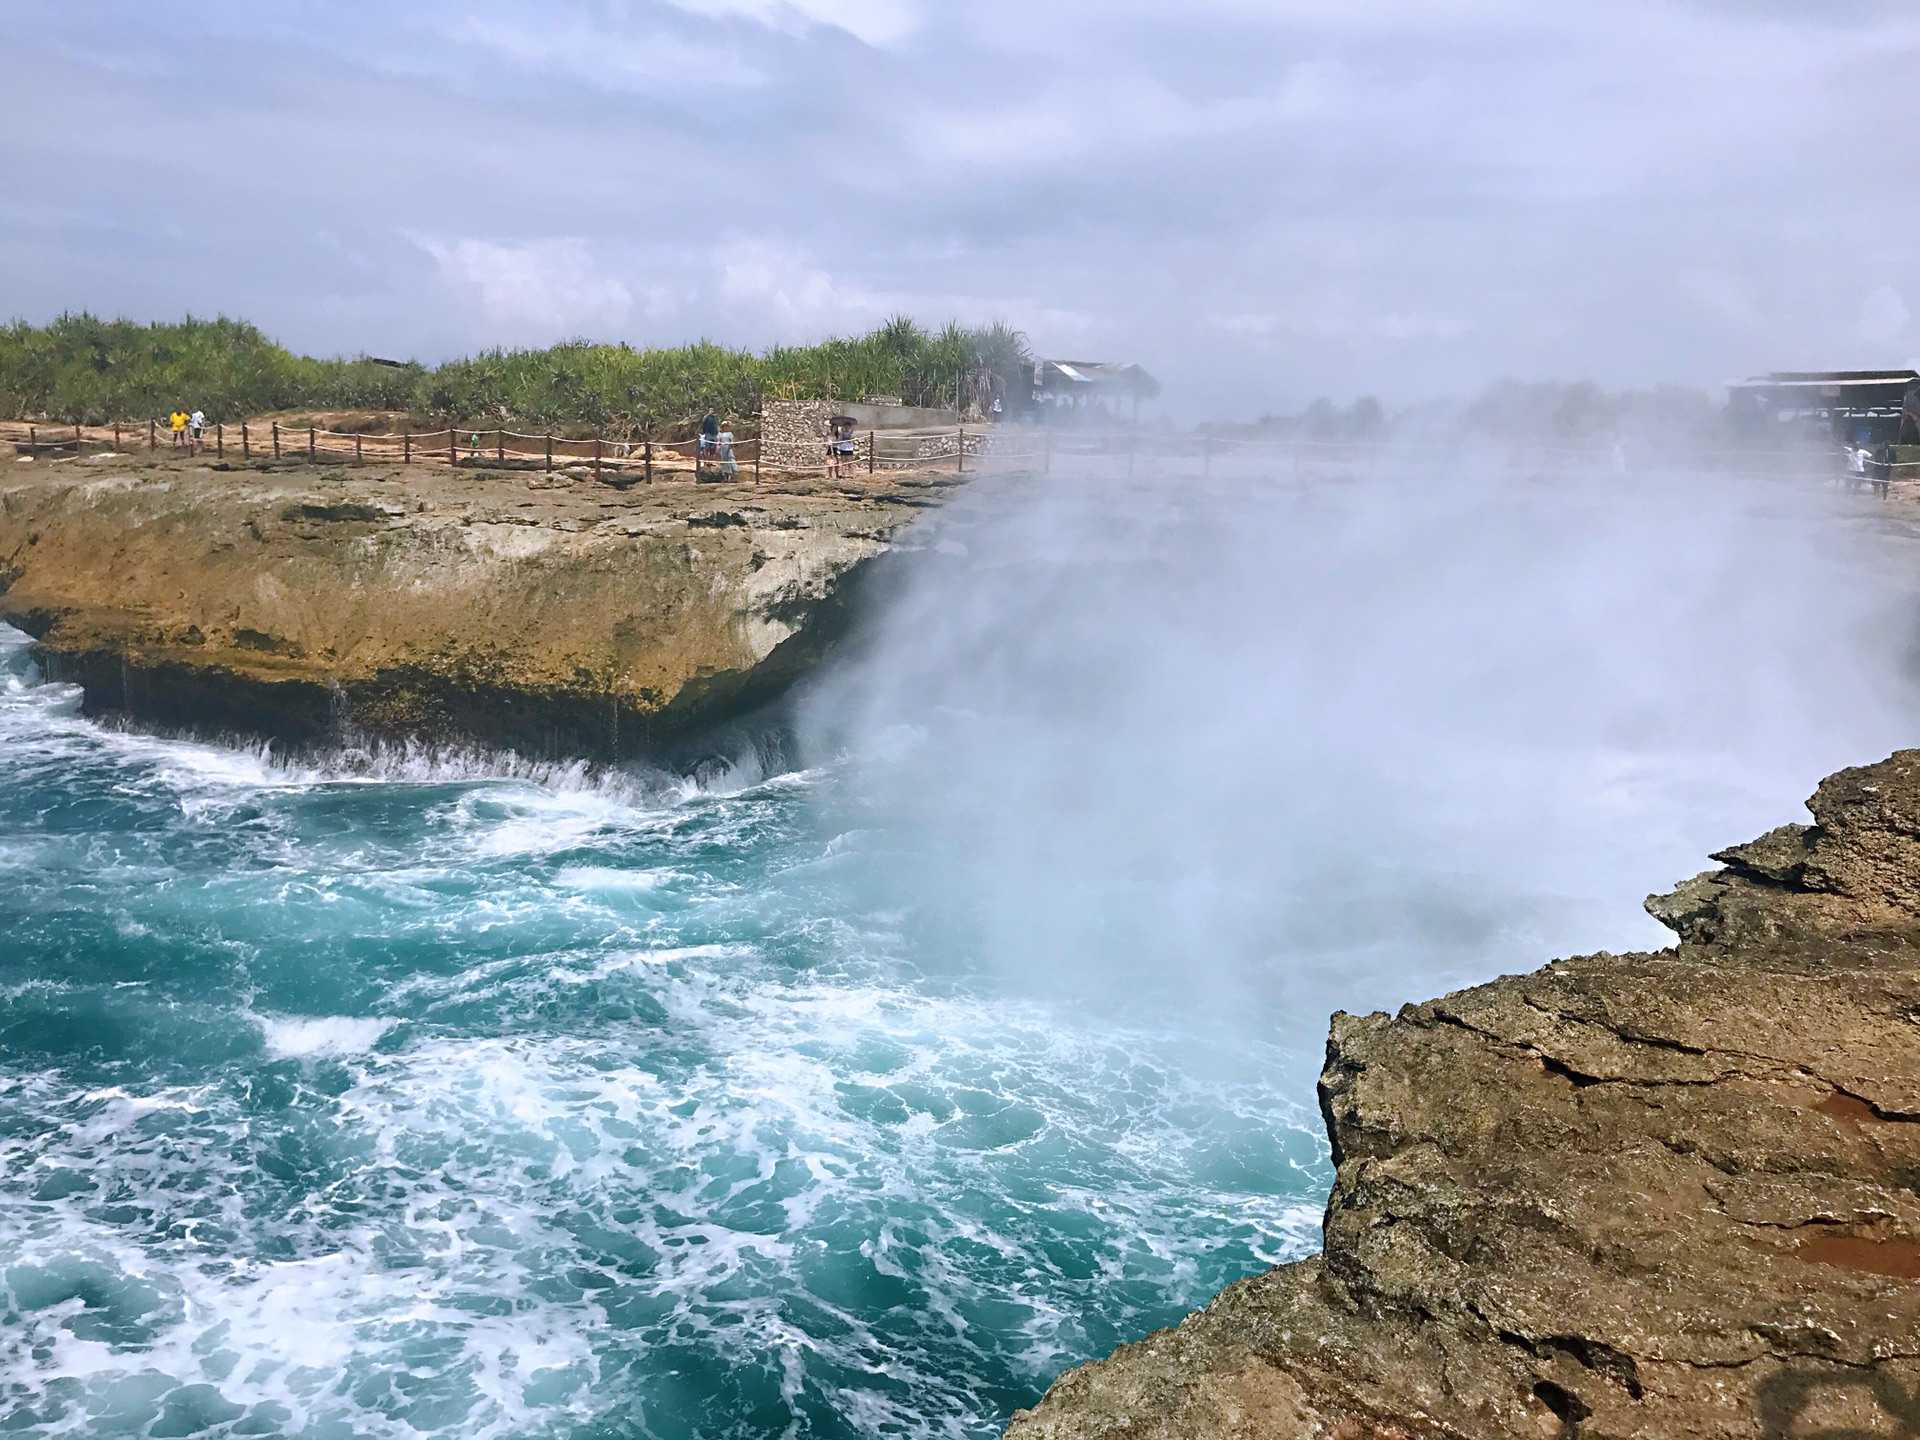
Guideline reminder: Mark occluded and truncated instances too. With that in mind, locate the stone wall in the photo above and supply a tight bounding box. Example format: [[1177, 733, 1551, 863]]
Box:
[[759, 400, 835, 472], [838, 401, 959, 431]]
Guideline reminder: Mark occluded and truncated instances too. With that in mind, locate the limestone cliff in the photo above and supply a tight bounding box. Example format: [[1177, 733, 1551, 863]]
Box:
[[1006, 754, 1920, 1439], [0, 451, 953, 759]]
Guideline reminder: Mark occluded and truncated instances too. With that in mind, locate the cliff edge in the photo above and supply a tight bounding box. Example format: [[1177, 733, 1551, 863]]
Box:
[[1006, 753, 1920, 1439], [0, 452, 954, 759]]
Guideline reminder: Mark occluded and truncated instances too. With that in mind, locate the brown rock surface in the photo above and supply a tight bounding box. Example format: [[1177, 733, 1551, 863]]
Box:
[[1006, 753, 1920, 1439], [0, 450, 956, 757]]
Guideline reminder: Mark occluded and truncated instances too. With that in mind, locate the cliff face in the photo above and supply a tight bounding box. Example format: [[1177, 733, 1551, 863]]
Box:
[[0, 453, 952, 759], [1007, 753, 1920, 1440]]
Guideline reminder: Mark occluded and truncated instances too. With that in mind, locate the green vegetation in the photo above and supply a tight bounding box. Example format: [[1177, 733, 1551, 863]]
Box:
[[0, 313, 1035, 438], [0, 316, 420, 426]]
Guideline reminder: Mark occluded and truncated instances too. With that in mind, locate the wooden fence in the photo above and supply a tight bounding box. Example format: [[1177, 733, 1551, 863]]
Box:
[[5, 418, 1905, 486], [0, 418, 1061, 482]]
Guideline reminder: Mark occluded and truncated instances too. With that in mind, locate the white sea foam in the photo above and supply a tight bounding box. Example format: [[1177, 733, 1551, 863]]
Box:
[[256, 1014, 395, 1059], [0, 929, 1322, 1439], [553, 865, 676, 890]]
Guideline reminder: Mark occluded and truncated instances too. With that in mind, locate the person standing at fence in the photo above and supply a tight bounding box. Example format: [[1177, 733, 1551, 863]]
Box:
[[827, 415, 856, 477], [169, 410, 188, 448], [189, 409, 206, 451], [699, 409, 719, 459], [717, 427, 737, 482]]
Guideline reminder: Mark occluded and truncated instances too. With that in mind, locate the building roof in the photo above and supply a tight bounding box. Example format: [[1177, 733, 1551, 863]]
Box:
[[1034, 359, 1161, 399], [1729, 370, 1918, 390]]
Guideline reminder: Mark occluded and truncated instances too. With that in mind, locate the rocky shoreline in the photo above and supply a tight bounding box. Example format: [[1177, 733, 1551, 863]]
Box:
[[0, 451, 956, 763], [1006, 753, 1920, 1440]]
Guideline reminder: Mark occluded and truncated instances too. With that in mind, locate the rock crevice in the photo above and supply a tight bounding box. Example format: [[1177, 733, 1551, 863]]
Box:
[[1006, 752, 1920, 1440]]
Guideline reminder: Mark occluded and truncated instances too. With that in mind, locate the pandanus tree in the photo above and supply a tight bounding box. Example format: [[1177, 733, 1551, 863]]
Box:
[[0, 313, 1044, 429]]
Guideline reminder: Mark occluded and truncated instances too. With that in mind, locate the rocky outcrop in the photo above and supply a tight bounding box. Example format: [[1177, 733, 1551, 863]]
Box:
[[1006, 754, 1920, 1439], [0, 452, 955, 759]]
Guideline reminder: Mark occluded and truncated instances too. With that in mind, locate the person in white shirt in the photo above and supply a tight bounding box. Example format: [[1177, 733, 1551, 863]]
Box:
[[188, 410, 206, 448]]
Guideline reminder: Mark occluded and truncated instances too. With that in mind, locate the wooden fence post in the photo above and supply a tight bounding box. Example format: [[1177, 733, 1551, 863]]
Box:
[[869, 431, 875, 474], [309, 426, 316, 462], [75, 423, 83, 454], [150, 418, 157, 450], [644, 440, 653, 485], [28, 425, 35, 454], [545, 434, 553, 472], [241, 423, 250, 460], [403, 431, 410, 465], [593, 437, 602, 481], [957, 425, 964, 474], [113, 422, 121, 450], [449, 428, 457, 467], [354, 433, 363, 466], [496, 430, 505, 464], [215, 423, 223, 458], [272, 421, 281, 459]]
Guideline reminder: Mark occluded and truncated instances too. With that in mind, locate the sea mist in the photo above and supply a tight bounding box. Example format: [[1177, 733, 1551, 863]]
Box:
[[796, 454, 1920, 1065]]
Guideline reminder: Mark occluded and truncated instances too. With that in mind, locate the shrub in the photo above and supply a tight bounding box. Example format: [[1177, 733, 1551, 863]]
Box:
[[0, 313, 1035, 436]]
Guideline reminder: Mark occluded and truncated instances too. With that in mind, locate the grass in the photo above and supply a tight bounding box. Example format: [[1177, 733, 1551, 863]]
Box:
[[0, 313, 1037, 439]]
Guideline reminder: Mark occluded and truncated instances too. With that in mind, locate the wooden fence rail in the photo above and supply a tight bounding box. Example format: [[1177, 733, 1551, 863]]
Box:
[[0, 420, 781, 482], [8, 419, 1882, 485], [0, 418, 1063, 482]]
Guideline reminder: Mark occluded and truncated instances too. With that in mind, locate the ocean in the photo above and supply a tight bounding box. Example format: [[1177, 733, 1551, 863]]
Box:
[[0, 621, 1324, 1440]]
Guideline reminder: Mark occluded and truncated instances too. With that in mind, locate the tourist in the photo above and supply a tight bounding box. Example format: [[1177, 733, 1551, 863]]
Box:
[[1846, 442, 1870, 490], [189, 409, 205, 450], [699, 409, 719, 458], [169, 410, 188, 447], [827, 415, 857, 477], [717, 428, 737, 482]]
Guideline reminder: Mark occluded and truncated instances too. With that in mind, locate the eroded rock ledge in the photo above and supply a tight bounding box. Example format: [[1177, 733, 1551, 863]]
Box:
[[1006, 753, 1920, 1440], [0, 454, 955, 760]]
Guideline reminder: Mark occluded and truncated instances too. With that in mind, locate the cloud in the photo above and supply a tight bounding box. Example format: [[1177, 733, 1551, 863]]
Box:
[[1208, 306, 1467, 345], [907, 64, 1344, 168], [666, 0, 920, 45], [713, 239, 872, 335], [411, 236, 635, 342], [1856, 286, 1911, 346], [4, 0, 1920, 415], [446, 13, 740, 87], [1680, 271, 1765, 336]]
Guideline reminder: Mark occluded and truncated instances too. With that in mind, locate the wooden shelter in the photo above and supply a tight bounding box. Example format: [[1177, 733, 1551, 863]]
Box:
[[1727, 370, 1920, 448]]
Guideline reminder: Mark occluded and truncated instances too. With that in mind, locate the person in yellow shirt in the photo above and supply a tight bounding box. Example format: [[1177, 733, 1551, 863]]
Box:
[[168, 411, 188, 447]]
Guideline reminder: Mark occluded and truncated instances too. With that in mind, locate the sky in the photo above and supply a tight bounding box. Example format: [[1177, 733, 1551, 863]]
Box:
[[3, 0, 1918, 419]]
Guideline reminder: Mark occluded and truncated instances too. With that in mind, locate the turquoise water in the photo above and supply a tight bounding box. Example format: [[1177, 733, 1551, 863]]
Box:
[[3, 471, 1913, 1439], [0, 623, 1323, 1440]]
